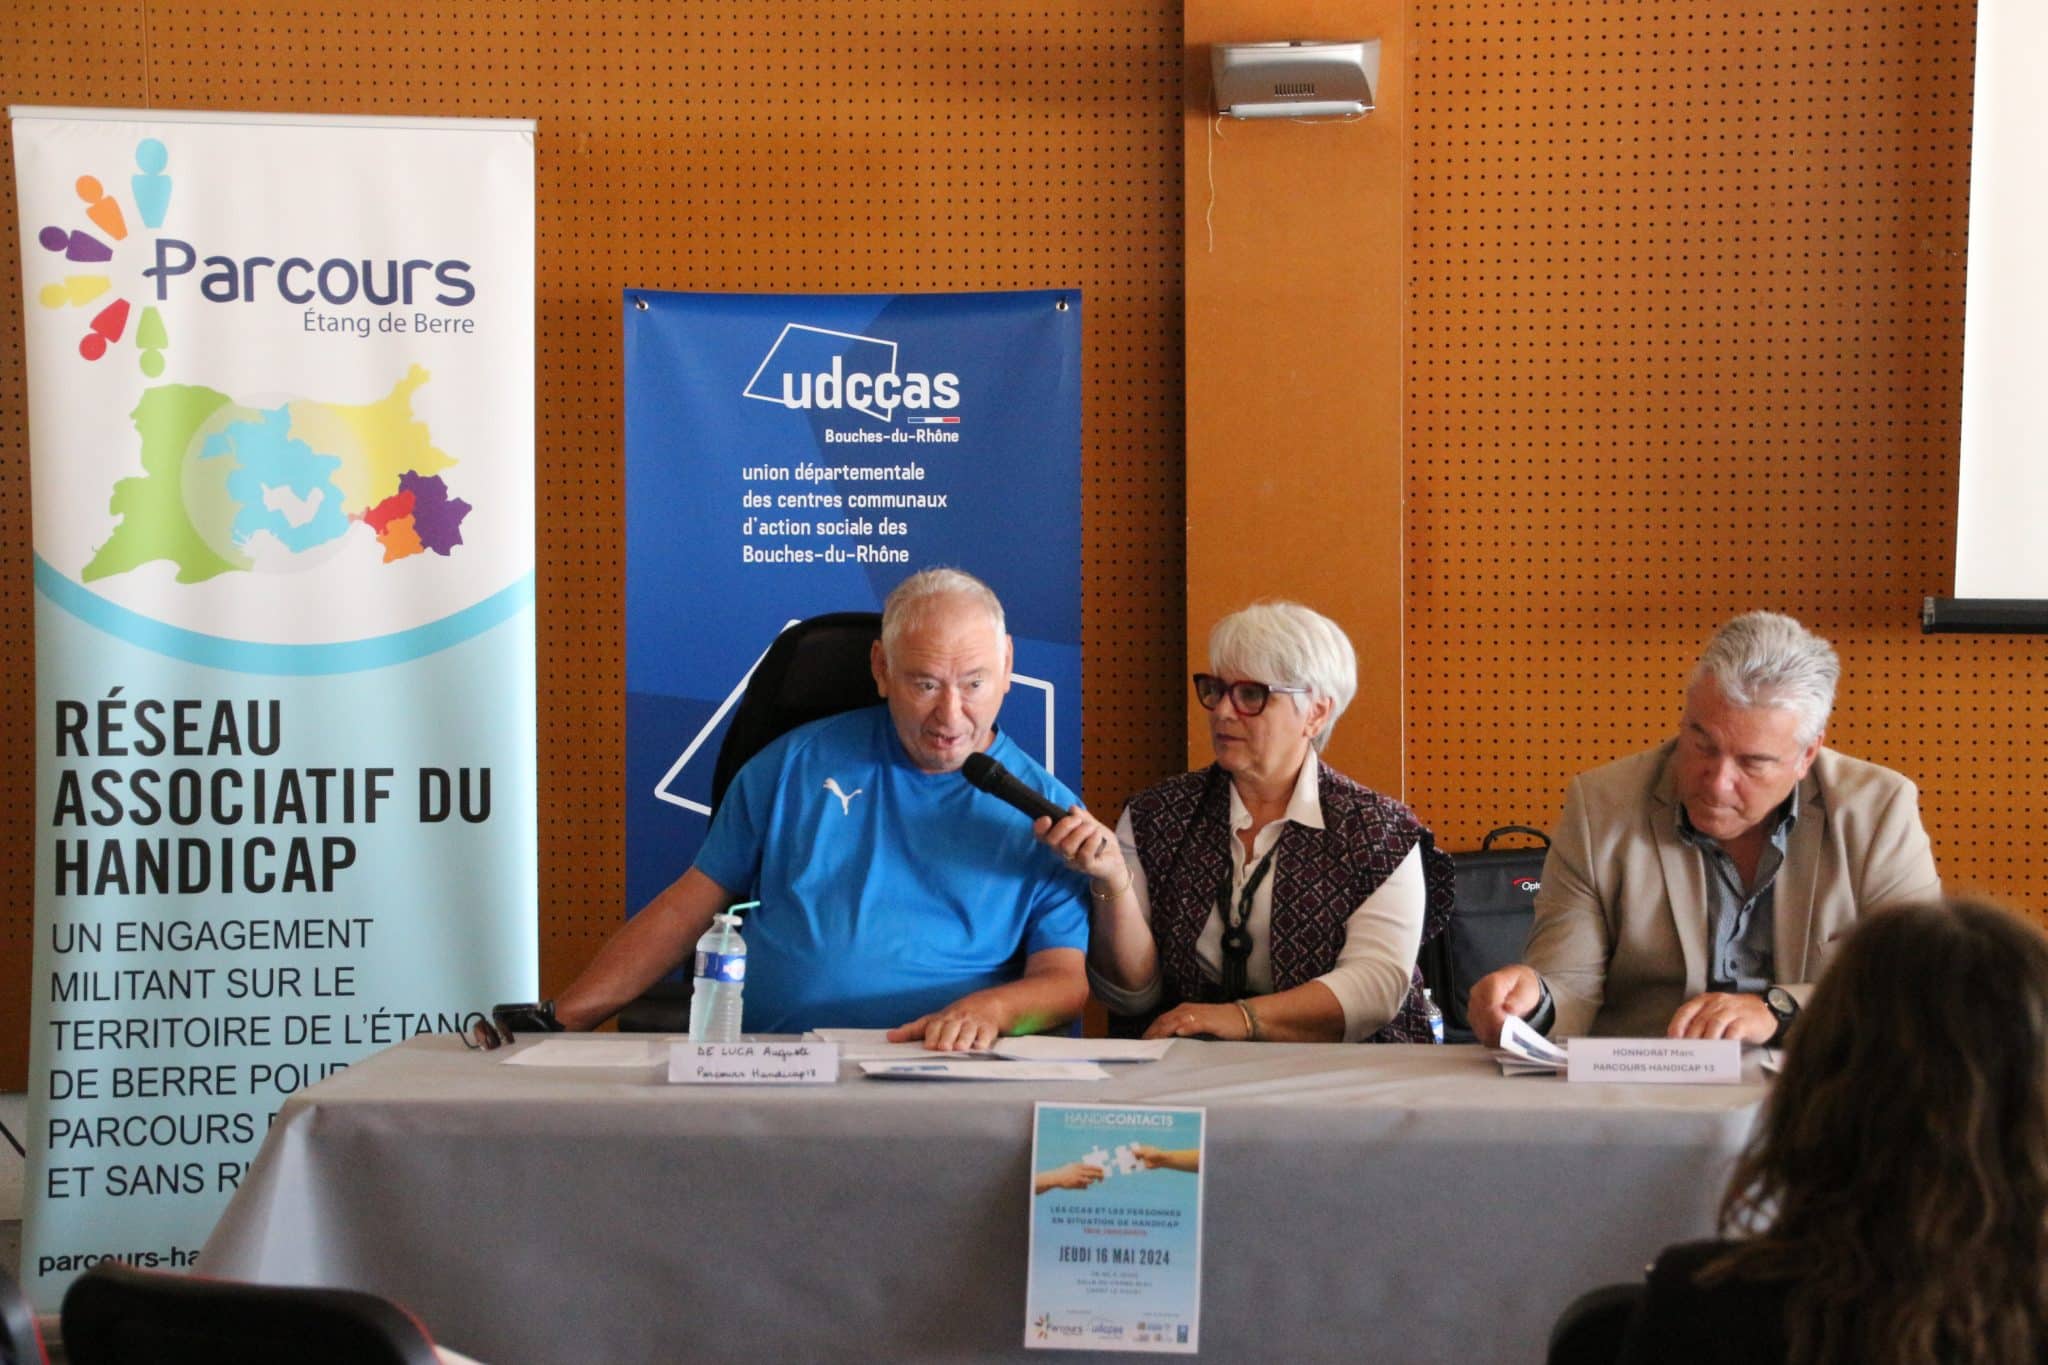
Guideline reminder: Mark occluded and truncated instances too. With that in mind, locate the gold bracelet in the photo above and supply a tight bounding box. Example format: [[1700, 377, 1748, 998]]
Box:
[[1236, 1000, 1261, 1041], [1089, 873, 1132, 901]]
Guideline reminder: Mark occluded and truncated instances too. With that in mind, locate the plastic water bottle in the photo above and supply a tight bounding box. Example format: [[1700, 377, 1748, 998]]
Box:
[[688, 906, 750, 1043], [1422, 988, 1445, 1045]]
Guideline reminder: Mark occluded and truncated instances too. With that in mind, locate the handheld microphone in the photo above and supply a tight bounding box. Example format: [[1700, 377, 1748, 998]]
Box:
[[961, 751, 1069, 825]]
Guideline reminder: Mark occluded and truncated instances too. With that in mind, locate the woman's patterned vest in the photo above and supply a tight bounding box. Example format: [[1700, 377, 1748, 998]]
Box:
[[1125, 763, 1456, 1043]]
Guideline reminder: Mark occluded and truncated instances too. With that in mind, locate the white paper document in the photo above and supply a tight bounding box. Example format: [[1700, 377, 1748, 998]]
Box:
[[808, 1028, 993, 1060], [808, 1030, 1173, 1064], [502, 1039, 672, 1068], [992, 1036, 1175, 1063], [1492, 1013, 1569, 1075], [859, 1060, 1111, 1082]]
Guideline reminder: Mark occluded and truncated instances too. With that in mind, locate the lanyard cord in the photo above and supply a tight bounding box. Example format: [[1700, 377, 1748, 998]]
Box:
[[1213, 844, 1278, 1001]]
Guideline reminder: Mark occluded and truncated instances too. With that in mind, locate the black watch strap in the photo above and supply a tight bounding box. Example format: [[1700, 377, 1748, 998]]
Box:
[[489, 1000, 565, 1037], [1762, 986, 1797, 1046]]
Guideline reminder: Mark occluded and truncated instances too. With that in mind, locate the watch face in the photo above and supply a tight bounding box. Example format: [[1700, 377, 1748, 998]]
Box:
[[1765, 986, 1797, 1018]]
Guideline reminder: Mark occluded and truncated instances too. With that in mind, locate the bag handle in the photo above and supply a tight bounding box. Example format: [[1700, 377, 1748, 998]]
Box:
[[1480, 825, 1550, 851]]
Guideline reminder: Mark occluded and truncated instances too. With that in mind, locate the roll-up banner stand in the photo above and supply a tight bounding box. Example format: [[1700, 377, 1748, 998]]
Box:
[[11, 107, 538, 1309]]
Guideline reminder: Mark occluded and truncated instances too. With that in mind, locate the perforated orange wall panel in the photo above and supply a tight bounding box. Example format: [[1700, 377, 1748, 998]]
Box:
[[1406, 2, 2047, 917], [0, 0, 1187, 1085], [1184, 2, 1408, 800]]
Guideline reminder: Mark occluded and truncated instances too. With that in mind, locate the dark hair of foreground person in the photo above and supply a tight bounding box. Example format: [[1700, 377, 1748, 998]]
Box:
[[1645, 900, 2048, 1365]]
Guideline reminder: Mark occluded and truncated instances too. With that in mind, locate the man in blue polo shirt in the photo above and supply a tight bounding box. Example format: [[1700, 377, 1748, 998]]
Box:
[[554, 568, 1092, 1050]]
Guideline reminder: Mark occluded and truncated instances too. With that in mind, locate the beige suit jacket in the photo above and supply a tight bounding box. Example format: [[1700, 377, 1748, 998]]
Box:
[[1524, 740, 1940, 1038]]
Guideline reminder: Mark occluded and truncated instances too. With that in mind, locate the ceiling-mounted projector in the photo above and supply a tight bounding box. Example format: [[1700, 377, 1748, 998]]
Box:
[[1212, 40, 1379, 120]]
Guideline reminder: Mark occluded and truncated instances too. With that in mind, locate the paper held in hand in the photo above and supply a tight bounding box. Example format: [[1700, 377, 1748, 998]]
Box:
[[1493, 1014, 1569, 1075]]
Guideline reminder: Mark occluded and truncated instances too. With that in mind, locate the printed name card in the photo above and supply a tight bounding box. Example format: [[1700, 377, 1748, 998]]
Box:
[[669, 1041, 839, 1085], [1566, 1038, 1743, 1085]]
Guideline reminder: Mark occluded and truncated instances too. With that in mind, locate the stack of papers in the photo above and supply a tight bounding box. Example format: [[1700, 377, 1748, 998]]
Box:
[[811, 1030, 1161, 1082], [1492, 1015, 1569, 1075], [808, 1029, 1172, 1066], [994, 1035, 1175, 1063], [496, 1031, 1173, 1084], [858, 1060, 1111, 1082]]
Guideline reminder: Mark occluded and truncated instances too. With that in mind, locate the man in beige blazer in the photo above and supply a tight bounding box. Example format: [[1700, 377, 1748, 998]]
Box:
[[1468, 612, 1940, 1045]]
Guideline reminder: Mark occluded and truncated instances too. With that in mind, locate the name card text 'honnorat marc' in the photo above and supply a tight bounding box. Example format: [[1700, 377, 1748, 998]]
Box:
[[1566, 1038, 1743, 1085]]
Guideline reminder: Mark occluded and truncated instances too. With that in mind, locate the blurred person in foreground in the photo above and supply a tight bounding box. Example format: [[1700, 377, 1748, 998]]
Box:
[[1616, 899, 2048, 1365], [1048, 601, 1454, 1042], [1469, 611, 1939, 1046]]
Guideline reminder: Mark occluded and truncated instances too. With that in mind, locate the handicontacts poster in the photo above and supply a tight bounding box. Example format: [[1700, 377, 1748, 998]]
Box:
[[11, 107, 537, 1309], [1027, 1103, 1207, 1352]]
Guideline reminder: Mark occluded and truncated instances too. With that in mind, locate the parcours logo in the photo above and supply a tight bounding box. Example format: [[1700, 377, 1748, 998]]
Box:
[[142, 241, 474, 307], [34, 136, 174, 375], [742, 323, 960, 425]]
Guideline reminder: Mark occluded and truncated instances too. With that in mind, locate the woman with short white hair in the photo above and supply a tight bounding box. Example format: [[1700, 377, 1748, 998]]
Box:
[[1046, 601, 1455, 1042]]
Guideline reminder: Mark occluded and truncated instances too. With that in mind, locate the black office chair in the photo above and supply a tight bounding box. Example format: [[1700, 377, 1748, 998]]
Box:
[[1, 1270, 48, 1365], [618, 611, 885, 1032], [1547, 1282, 1646, 1365], [706, 611, 885, 812], [61, 1263, 446, 1365]]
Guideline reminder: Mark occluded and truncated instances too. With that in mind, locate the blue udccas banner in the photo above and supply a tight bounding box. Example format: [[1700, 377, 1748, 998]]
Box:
[[11, 107, 537, 1309], [623, 290, 1082, 912]]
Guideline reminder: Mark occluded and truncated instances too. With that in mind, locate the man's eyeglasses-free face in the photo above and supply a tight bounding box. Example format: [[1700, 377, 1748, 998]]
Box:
[[1192, 673, 1311, 717]]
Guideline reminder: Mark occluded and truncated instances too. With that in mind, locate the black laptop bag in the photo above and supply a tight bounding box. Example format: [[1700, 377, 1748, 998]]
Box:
[[1425, 825, 1551, 1043]]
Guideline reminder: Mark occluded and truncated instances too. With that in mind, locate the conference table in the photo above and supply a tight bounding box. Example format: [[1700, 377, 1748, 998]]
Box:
[[199, 1034, 1768, 1364]]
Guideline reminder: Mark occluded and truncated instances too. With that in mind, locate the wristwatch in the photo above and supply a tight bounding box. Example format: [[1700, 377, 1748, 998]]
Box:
[[1762, 985, 1798, 1046], [490, 999, 564, 1037]]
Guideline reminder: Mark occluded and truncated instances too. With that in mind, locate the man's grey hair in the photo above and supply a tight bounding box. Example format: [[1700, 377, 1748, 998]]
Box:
[[1209, 601, 1357, 752], [880, 567, 1006, 657], [1689, 611, 1839, 743]]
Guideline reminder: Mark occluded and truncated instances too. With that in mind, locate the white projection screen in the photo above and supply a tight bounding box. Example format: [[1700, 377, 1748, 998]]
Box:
[[1955, 0, 2048, 600]]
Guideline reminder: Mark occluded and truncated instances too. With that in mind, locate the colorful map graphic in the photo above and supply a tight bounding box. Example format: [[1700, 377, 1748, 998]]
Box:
[[83, 365, 470, 583]]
